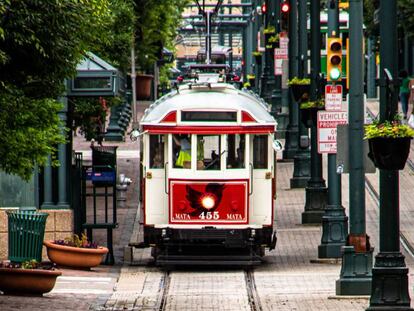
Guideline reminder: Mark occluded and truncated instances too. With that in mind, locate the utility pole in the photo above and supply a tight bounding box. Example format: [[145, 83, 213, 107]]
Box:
[[290, 0, 311, 189], [302, 0, 327, 224], [367, 0, 413, 309], [336, 0, 372, 295], [318, 0, 347, 259], [282, 0, 299, 160]]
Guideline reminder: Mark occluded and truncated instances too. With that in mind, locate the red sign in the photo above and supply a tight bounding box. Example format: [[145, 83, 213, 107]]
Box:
[[325, 85, 343, 111], [169, 180, 248, 224]]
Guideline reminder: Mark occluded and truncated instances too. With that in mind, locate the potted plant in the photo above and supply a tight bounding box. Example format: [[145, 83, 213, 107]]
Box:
[[299, 99, 325, 127], [0, 260, 61, 296], [268, 34, 280, 49], [288, 77, 311, 102], [364, 118, 414, 170], [43, 233, 108, 269]]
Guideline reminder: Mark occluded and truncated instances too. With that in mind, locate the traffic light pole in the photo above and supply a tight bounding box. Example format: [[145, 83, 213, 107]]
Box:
[[302, 0, 327, 224], [336, 0, 372, 295], [368, 0, 412, 308], [282, 0, 299, 160], [318, 0, 347, 259], [290, 0, 311, 189]]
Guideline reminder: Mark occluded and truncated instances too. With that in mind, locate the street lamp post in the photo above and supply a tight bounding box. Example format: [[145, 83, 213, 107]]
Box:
[[336, 0, 372, 295], [302, 0, 327, 224], [367, 0, 413, 308], [282, 0, 299, 160], [318, 0, 347, 259]]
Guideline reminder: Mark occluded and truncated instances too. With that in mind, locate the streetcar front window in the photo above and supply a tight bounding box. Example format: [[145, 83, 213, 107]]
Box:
[[149, 135, 165, 169], [172, 134, 192, 169], [197, 135, 221, 170], [253, 135, 268, 169], [226, 134, 245, 169]]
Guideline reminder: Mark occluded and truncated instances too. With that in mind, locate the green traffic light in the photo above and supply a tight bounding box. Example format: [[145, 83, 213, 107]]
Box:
[[329, 67, 341, 81]]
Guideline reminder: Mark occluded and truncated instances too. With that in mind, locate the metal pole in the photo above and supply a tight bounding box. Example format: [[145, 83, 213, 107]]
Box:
[[57, 96, 70, 209], [302, 0, 327, 224], [290, 0, 311, 189], [131, 46, 138, 129], [260, 0, 277, 112], [336, 0, 372, 295], [317, 0, 347, 259], [282, 0, 299, 159], [368, 0, 412, 308], [206, 11, 212, 64], [367, 37, 377, 99]]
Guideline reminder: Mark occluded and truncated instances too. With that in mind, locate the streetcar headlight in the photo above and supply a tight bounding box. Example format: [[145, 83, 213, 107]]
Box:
[[201, 195, 215, 210], [251, 229, 256, 238]]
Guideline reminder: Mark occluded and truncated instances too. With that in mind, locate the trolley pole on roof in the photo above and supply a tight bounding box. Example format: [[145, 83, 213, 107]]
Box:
[[302, 0, 327, 224], [290, 0, 311, 189], [317, 0, 347, 259], [367, 0, 412, 308], [336, 0, 372, 295]]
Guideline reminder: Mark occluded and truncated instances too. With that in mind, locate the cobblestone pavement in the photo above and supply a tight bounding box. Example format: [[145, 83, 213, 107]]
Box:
[[2, 99, 414, 310]]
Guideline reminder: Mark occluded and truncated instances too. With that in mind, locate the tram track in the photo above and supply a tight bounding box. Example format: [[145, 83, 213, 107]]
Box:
[[244, 269, 263, 311], [155, 271, 171, 311]]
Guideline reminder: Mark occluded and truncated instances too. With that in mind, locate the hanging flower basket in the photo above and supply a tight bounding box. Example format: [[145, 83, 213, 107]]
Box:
[[367, 137, 412, 170], [291, 84, 311, 102], [364, 119, 414, 170], [253, 53, 262, 65]]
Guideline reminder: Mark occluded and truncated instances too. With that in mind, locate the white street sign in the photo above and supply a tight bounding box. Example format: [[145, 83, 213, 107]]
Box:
[[317, 111, 348, 154]]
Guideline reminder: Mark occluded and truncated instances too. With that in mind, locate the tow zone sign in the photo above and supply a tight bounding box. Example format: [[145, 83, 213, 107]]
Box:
[[317, 111, 348, 154]]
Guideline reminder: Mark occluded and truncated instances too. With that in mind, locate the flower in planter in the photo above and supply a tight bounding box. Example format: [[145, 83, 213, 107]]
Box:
[[287, 77, 311, 86], [364, 119, 414, 139], [264, 26, 276, 34], [53, 233, 98, 249], [300, 100, 325, 109], [268, 34, 280, 43]]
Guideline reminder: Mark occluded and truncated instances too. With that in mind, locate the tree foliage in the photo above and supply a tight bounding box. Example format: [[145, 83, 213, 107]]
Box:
[[0, 0, 111, 179], [134, 0, 190, 71]]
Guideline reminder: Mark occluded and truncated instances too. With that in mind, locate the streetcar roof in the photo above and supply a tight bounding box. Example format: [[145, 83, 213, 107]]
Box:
[[140, 83, 276, 127]]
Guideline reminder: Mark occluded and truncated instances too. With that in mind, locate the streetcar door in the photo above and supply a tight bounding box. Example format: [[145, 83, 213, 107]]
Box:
[[250, 134, 273, 226], [144, 134, 168, 224]]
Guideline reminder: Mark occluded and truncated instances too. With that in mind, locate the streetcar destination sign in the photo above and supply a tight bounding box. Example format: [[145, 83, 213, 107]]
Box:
[[317, 111, 348, 154]]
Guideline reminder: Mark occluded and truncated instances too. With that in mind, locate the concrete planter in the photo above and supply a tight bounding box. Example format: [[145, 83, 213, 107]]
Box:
[[0, 267, 61, 296], [43, 241, 108, 269]]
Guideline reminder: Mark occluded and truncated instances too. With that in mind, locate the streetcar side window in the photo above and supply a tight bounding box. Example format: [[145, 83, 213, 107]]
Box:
[[226, 134, 245, 169], [149, 135, 165, 169], [172, 134, 192, 169], [253, 135, 268, 169], [197, 135, 221, 170]]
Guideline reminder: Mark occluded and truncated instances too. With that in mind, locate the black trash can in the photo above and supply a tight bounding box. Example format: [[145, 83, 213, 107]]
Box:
[[7, 210, 49, 263]]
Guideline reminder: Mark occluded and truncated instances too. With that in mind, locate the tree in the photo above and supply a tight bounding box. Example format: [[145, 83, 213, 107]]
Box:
[[0, 0, 111, 180], [134, 0, 190, 72]]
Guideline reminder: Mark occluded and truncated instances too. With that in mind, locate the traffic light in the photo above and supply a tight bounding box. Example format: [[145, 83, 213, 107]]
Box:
[[261, 2, 267, 14], [327, 37, 342, 82], [280, 1, 290, 31]]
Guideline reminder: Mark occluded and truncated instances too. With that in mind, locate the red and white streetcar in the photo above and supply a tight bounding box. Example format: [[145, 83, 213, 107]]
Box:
[[135, 73, 280, 265]]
